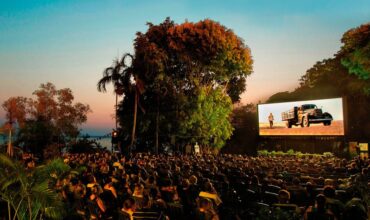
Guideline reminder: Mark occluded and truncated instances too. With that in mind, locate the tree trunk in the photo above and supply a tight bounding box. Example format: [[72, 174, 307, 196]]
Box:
[[114, 93, 118, 154], [115, 93, 118, 130], [130, 91, 138, 149], [7, 201, 11, 220], [28, 197, 32, 220], [7, 128, 13, 157], [155, 96, 159, 154]]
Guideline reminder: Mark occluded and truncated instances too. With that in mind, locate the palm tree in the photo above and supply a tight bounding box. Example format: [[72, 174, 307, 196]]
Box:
[[6, 121, 13, 157], [131, 77, 145, 148], [0, 154, 70, 220], [97, 58, 125, 130], [97, 54, 143, 149]]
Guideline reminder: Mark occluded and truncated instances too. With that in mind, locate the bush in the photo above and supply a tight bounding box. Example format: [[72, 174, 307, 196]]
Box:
[[258, 150, 269, 156], [286, 149, 295, 156], [67, 136, 105, 153], [257, 149, 331, 158], [323, 152, 334, 157]]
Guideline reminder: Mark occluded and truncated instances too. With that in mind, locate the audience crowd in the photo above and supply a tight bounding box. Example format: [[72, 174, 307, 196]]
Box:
[[25, 152, 370, 219]]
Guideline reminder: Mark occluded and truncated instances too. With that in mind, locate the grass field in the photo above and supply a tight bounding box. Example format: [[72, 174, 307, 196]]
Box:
[[259, 120, 344, 135]]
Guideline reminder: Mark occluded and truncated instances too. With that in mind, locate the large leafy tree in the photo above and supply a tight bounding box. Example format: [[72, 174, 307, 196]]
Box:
[[133, 18, 252, 103], [179, 87, 233, 150], [1, 97, 31, 156], [2, 97, 31, 129], [1, 83, 91, 156], [115, 18, 253, 151], [339, 23, 370, 95]]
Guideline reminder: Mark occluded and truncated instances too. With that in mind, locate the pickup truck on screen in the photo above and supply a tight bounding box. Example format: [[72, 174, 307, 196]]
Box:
[[281, 104, 333, 128]]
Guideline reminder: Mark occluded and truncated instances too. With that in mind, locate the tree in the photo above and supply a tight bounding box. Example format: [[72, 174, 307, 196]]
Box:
[[2, 97, 31, 156], [339, 23, 370, 95], [222, 103, 258, 155], [1, 83, 91, 156], [266, 23, 370, 140], [98, 54, 145, 149], [0, 154, 70, 220], [179, 87, 234, 150], [2, 97, 31, 129], [17, 117, 54, 156], [133, 18, 252, 102], [97, 54, 133, 129], [114, 18, 253, 151]]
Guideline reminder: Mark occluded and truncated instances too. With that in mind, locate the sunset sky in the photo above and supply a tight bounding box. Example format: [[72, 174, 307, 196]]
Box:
[[1, 0, 369, 135]]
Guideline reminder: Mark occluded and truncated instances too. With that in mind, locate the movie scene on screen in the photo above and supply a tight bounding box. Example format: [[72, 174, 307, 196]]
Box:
[[258, 98, 345, 136]]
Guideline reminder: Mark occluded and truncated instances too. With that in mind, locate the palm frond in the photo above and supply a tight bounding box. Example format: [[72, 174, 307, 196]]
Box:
[[33, 159, 70, 182], [0, 173, 22, 191], [71, 165, 87, 175], [97, 76, 111, 92], [121, 53, 134, 67], [0, 154, 17, 169], [17, 205, 28, 220], [98, 54, 134, 95], [44, 206, 65, 220], [0, 154, 28, 189], [31, 181, 65, 219], [31, 201, 42, 220], [97, 67, 115, 92]]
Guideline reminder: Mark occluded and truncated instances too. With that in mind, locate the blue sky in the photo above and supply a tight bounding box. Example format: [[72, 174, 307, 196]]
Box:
[[0, 0, 369, 135]]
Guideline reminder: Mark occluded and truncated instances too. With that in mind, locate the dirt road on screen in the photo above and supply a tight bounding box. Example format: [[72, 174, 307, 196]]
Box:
[[259, 120, 344, 135]]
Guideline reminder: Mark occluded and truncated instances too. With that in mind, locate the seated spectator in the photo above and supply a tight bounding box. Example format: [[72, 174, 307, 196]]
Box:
[[87, 185, 106, 219], [274, 189, 301, 214], [323, 185, 344, 219], [304, 194, 335, 220], [132, 182, 145, 208], [119, 197, 136, 220], [15, 151, 368, 220], [304, 182, 316, 207], [343, 192, 368, 220], [195, 198, 219, 220], [278, 189, 291, 204], [199, 182, 222, 207]]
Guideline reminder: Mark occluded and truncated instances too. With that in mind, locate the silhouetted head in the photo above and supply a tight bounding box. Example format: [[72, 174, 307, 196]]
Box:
[[278, 189, 290, 204], [323, 185, 335, 198], [123, 197, 136, 212], [316, 194, 326, 212]]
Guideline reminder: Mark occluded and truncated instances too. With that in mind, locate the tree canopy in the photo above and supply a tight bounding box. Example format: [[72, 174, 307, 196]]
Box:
[[133, 18, 252, 103], [339, 23, 370, 95], [178, 87, 233, 149]]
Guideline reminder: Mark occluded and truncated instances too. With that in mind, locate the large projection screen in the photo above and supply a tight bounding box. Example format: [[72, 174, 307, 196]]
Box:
[[258, 97, 345, 136]]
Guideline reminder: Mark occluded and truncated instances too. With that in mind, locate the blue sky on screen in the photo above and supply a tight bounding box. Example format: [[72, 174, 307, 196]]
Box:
[[258, 98, 344, 123]]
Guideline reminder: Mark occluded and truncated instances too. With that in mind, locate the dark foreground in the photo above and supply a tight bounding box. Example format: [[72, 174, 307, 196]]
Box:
[[19, 153, 370, 219]]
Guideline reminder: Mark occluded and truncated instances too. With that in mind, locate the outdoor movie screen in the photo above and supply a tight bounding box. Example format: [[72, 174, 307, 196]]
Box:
[[258, 97, 345, 136]]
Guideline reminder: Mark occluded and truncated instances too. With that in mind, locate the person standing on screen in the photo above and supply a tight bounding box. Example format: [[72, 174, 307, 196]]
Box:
[[268, 113, 274, 128]]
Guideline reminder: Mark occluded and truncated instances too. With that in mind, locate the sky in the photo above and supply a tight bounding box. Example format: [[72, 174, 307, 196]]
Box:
[[258, 97, 344, 123], [0, 0, 369, 135]]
